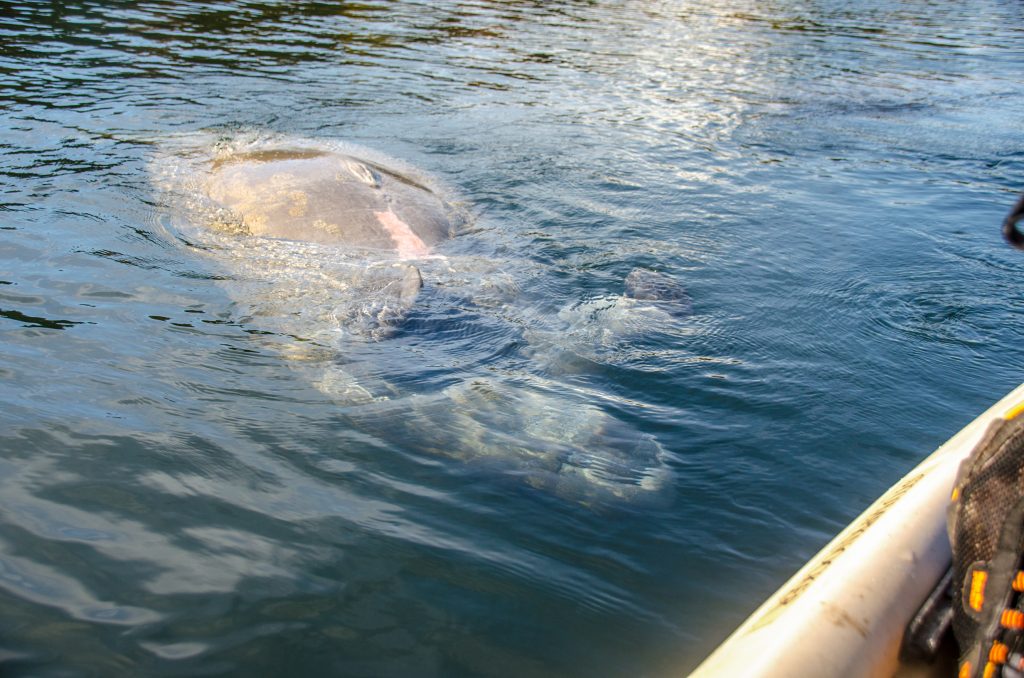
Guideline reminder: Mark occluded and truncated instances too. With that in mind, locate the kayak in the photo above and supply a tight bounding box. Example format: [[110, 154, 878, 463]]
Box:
[[689, 382, 1024, 678]]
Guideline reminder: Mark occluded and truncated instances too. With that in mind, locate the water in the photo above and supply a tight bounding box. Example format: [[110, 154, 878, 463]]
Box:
[[1, 1, 1023, 675]]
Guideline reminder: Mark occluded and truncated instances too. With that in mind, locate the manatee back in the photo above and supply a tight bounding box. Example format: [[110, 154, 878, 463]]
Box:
[[204, 149, 458, 251]]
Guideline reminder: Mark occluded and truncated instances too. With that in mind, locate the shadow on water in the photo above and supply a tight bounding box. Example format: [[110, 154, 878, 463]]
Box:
[[0, 308, 82, 330]]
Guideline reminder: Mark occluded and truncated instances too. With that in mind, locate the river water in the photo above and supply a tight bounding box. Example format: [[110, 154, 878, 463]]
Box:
[[1, 1, 1023, 676]]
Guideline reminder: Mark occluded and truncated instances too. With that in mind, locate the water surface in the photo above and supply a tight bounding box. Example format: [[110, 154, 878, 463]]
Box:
[[2, 1, 1023, 676]]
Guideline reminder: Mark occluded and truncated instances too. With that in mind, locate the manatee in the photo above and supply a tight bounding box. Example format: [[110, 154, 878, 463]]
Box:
[[152, 134, 680, 507], [204, 148, 458, 258]]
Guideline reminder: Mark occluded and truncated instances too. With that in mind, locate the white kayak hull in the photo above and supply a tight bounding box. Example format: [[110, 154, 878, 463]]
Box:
[[689, 383, 1024, 678]]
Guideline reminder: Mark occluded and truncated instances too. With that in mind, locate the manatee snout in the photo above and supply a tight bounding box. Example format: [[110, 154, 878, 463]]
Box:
[[624, 268, 692, 315]]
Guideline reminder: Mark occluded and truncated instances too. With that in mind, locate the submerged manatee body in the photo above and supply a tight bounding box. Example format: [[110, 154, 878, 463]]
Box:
[[154, 134, 685, 507]]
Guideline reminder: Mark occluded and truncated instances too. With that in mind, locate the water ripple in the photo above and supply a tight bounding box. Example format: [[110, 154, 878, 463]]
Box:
[[2, 0, 1023, 675]]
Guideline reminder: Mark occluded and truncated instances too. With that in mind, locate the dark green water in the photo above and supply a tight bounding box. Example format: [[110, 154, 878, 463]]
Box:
[[1, 1, 1023, 676]]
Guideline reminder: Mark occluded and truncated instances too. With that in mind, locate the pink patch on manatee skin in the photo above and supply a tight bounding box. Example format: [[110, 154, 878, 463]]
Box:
[[375, 209, 431, 259]]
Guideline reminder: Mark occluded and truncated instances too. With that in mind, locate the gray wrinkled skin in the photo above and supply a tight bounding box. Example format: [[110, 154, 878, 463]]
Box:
[[152, 132, 690, 507], [205, 148, 455, 251]]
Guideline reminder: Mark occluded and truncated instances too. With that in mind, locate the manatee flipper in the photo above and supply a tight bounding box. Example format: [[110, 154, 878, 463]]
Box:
[[334, 263, 424, 340], [397, 263, 423, 307], [308, 265, 422, 402]]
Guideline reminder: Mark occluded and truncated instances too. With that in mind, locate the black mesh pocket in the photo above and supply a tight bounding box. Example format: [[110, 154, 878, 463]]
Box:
[[948, 409, 1024, 677]]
